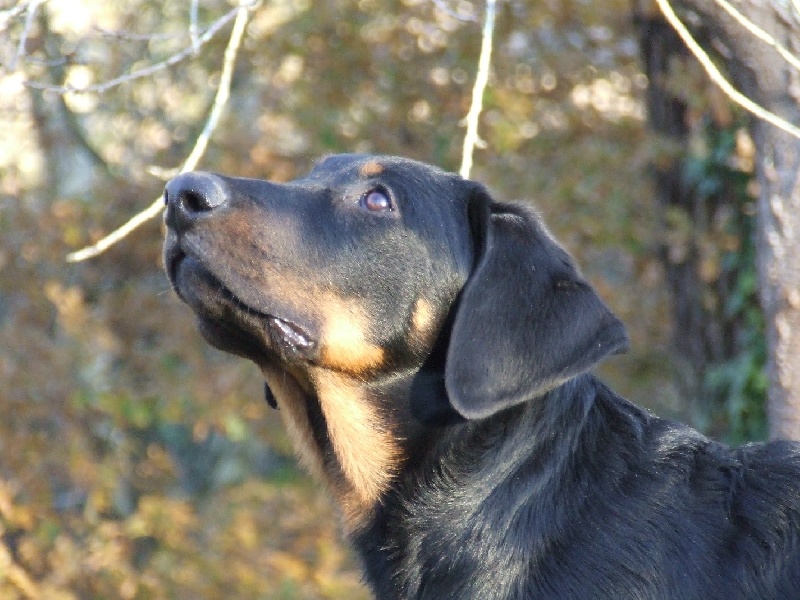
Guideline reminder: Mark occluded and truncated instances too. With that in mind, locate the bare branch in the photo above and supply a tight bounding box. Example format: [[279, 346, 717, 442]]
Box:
[[714, 0, 800, 73], [655, 0, 800, 141], [190, 0, 201, 53], [180, 4, 248, 181], [9, 0, 46, 71], [26, 1, 253, 95], [459, 0, 497, 179], [93, 27, 182, 42], [24, 56, 73, 67], [0, 1, 34, 33], [431, 0, 478, 23], [66, 3, 252, 263]]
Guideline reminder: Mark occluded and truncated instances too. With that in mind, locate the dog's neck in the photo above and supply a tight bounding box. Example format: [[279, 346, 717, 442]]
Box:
[[352, 373, 651, 597], [264, 357, 651, 585]]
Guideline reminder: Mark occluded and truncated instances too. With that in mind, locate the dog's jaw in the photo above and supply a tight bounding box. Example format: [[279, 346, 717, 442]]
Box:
[[164, 240, 318, 365]]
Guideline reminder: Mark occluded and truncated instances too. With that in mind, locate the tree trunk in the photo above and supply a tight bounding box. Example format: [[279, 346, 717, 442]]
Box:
[[753, 103, 800, 440], [670, 1, 800, 439]]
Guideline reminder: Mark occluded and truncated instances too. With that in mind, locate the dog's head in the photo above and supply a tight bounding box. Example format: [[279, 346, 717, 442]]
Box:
[[163, 154, 628, 526], [164, 155, 475, 379]]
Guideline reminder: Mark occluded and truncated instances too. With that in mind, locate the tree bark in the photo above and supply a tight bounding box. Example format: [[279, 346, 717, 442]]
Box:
[[670, 0, 800, 439], [753, 103, 800, 440]]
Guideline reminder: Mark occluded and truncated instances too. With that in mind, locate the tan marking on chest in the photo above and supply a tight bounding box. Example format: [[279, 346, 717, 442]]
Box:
[[359, 161, 384, 177], [261, 366, 326, 483], [311, 369, 402, 530]]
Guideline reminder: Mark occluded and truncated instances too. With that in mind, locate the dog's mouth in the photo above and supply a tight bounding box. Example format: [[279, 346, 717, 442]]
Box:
[[166, 246, 317, 362]]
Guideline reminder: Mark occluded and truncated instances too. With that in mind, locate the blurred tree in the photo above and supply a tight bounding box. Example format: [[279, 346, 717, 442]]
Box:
[[637, 0, 800, 440], [636, 10, 766, 442]]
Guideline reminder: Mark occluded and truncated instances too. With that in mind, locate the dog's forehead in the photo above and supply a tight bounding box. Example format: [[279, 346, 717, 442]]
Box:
[[301, 153, 450, 185]]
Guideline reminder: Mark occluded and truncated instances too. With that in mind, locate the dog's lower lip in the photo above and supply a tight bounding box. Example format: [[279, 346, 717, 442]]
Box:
[[169, 249, 185, 286], [268, 316, 314, 351], [165, 247, 187, 301]]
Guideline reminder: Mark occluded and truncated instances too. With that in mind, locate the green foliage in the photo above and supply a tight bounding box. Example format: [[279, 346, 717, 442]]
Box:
[[683, 121, 767, 443]]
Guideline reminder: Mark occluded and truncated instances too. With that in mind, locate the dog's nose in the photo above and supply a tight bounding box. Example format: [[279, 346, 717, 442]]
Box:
[[164, 171, 228, 230]]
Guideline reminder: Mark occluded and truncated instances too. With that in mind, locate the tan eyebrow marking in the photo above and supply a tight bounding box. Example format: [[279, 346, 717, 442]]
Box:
[[359, 161, 384, 177]]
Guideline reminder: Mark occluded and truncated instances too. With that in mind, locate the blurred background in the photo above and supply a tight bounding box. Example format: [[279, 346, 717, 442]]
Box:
[[0, 0, 766, 597]]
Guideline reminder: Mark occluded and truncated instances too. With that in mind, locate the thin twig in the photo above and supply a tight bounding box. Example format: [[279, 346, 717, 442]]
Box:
[[190, 0, 200, 53], [66, 3, 251, 263], [431, 0, 477, 23], [714, 0, 800, 72], [27, 2, 251, 95], [655, 0, 800, 141], [94, 26, 182, 42], [180, 4, 248, 181], [24, 56, 74, 67], [0, 1, 34, 34], [9, 0, 45, 71], [459, 0, 497, 179]]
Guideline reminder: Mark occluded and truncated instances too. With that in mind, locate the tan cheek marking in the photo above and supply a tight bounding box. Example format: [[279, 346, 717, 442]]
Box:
[[411, 297, 435, 337], [212, 229, 387, 377], [359, 161, 384, 177], [311, 370, 401, 523], [260, 366, 326, 484], [221, 269, 385, 377], [318, 300, 385, 374]]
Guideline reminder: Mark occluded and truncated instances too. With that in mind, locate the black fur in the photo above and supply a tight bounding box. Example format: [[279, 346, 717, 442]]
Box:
[[163, 154, 800, 599], [358, 376, 800, 599]]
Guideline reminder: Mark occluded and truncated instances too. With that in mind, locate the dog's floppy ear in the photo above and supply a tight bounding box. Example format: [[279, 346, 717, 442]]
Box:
[[444, 183, 629, 420]]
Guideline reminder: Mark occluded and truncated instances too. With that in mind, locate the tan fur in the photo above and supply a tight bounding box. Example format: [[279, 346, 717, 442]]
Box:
[[411, 297, 435, 338], [339, 488, 377, 534], [359, 161, 384, 177], [219, 212, 389, 376], [311, 369, 401, 530], [219, 235, 398, 530], [260, 365, 327, 483], [261, 363, 400, 533], [209, 243, 386, 377], [319, 300, 385, 374]]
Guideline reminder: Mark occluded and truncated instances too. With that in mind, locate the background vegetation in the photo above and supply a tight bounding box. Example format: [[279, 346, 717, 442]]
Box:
[[0, 0, 762, 597]]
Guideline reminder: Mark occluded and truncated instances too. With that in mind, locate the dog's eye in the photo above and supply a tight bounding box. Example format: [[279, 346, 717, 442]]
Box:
[[360, 188, 393, 212]]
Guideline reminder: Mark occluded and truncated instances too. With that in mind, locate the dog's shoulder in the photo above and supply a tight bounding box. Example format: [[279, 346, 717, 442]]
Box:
[[358, 375, 800, 599]]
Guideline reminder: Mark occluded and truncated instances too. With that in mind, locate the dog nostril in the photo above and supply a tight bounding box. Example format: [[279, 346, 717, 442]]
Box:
[[165, 171, 229, 215], [182, 190, 208, 213]]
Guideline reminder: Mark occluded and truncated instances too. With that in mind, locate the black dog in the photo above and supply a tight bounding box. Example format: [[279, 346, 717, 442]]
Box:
[[163, 154, 800, 599]]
